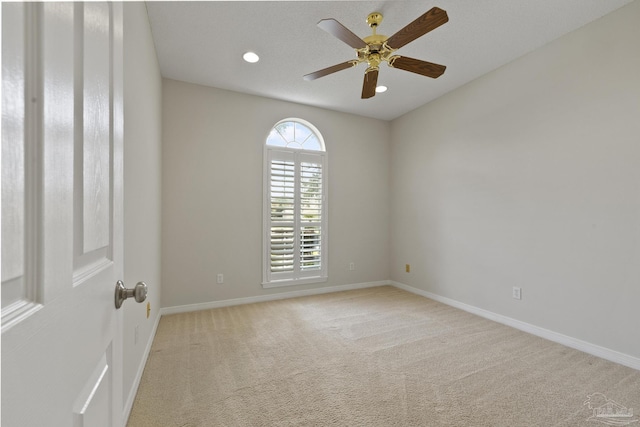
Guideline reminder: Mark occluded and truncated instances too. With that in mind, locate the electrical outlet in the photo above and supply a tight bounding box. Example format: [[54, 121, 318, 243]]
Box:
[[217, 274, 224, 284], [349, 262, 355, 271], [512, 287, 522, 300], [405, 264, 410, 273]]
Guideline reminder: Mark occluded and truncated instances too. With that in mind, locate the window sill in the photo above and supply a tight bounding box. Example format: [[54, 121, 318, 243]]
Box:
[[262, 276, 328, 289]]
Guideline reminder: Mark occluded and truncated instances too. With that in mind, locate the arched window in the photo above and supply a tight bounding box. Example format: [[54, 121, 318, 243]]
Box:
[[263, 119, 327, 287]]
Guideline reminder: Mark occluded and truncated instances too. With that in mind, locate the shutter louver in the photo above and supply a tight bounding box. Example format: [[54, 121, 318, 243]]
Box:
[[270, 226, 294, 271]]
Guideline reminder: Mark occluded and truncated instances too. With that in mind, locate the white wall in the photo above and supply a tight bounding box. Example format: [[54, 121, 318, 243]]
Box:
[[161, 79, 390, 307], [390, 1, 640, 359], [123, 1, 162, 413]]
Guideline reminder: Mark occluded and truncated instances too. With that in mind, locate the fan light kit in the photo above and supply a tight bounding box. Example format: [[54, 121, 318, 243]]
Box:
[[243, 51, 260, 63], [304, 7, 448, 99]]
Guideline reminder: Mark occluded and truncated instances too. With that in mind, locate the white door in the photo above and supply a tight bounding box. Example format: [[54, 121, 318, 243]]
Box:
[[2, 2, 126, 426]]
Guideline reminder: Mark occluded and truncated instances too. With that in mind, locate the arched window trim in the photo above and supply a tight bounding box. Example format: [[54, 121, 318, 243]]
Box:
[[263, 118, 328, 288]]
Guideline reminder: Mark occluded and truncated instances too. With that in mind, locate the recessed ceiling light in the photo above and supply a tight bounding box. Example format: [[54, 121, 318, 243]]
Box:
[[375, 85, 388, 93], [243, 52, 260, 63]]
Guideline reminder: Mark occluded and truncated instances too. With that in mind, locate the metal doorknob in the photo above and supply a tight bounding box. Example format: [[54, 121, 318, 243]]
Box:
[[115, 280, 148, 309]]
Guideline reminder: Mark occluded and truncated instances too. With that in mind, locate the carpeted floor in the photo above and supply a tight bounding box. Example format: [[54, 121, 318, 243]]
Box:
[[127, 286, 640, 426]]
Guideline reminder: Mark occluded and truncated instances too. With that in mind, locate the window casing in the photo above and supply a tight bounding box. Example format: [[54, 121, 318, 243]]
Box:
[[263, 119, 327, 287]]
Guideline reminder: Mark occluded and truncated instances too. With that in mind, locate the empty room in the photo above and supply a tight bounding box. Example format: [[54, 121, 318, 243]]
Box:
[[2, 1, 639, 426]]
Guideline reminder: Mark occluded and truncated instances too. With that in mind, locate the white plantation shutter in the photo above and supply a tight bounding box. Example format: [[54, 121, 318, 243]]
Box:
[[299, 157, 323, 272], [269, 154, 295, 276], [263, 120, 327, 287]]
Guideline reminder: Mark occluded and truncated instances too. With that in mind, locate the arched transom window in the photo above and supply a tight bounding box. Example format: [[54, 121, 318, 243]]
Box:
[[266, 120, 325, 151], [263, 119, 327, 287]]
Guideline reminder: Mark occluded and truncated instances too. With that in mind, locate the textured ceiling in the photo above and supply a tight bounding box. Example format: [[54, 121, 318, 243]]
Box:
[[146, 0, 633, 121]]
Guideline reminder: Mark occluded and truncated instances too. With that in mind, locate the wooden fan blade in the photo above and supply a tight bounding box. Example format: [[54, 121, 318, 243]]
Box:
[[361, 68, 379, 99], [318, 18, 368, 49], [386, 7, 448, 50], [304, 61, 358, 81], [389, 56, 446, 78]]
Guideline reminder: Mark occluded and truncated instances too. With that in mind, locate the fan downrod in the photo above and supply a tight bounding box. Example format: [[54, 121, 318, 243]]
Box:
[[363, 12, 387, 47]]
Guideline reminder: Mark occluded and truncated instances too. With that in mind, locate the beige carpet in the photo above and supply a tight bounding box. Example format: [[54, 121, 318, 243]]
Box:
[[127, 286, 640, 426]]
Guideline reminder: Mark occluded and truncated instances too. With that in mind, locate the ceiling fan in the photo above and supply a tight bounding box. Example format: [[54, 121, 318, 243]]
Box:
[[304, 7, 449, 99]]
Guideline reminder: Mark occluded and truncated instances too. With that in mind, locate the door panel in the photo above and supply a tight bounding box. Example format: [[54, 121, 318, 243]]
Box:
[[73, 349, 112, 427], [1, 1, 32, 318], [81, 1, 111, 254], [1, 3, 124, 426], [74, 1, 114, 283]]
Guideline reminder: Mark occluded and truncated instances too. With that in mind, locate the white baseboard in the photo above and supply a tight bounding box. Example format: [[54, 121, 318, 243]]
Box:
[[122, 310, 162, 425], [390, 281, 640, 371], [160, 280, 390, 316]]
